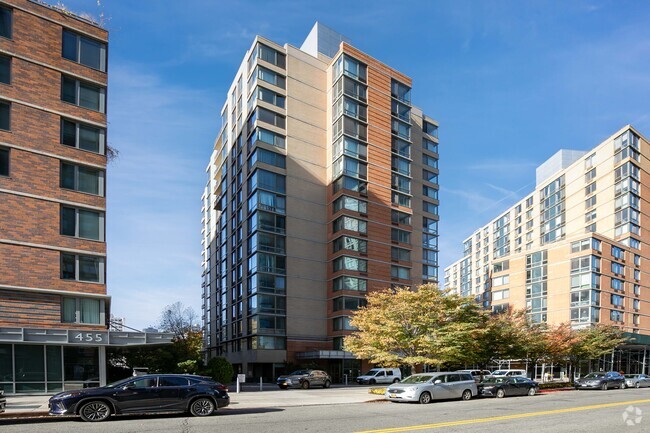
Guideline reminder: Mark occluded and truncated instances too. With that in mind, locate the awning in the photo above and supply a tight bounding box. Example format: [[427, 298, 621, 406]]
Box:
[[296, 350, 356, 360], [0, 327, 173, 346]]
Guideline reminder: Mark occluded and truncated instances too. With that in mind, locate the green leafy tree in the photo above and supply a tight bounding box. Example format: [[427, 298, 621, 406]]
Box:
[[344, 284, 485, 369], [206, 357, 234, 384]]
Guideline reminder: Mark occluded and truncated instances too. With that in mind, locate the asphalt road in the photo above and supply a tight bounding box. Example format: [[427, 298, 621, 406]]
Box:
[[1, 388, 650, 433]]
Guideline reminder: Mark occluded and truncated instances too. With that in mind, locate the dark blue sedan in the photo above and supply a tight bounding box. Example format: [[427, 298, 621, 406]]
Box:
[[49, 374, 229, 422]]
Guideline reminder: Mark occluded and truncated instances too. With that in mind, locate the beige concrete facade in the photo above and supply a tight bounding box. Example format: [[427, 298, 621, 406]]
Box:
[[444, 125, 650, 336], [202, 23, 439, 380]]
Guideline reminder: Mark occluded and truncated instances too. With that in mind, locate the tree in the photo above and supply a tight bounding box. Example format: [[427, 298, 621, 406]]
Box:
[[159, 302, 199, 342], [570, 325, 626, 365], [206, 357, 234, 384], [344, 284, 485, 369]]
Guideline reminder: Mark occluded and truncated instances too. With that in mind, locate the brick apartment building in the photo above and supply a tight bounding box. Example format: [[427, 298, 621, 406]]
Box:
[[0, 0, 169, 395], [201, 23, 440, 380]]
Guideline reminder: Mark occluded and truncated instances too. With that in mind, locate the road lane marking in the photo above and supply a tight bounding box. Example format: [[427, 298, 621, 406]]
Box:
[[355, 398, 650, 433]]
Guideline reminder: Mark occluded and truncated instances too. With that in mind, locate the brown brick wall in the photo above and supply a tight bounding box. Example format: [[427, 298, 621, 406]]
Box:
[[0, 0, 108, 329], [0, 243, 105, 295], [0, 147, 105, 209]]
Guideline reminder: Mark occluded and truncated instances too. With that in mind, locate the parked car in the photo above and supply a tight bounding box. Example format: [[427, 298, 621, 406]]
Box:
[[490, 369, 527, 378], [356, 368, 402, 385], [457, 370, 492, 382], [624, 374, 650, 388], [0, 389, 5, 413], [574, 372, 626, 390], [48, 374, 229, 422], [479, 377, 539, 398], [385, 372, 477, 404], [276, 370, 331, 389]]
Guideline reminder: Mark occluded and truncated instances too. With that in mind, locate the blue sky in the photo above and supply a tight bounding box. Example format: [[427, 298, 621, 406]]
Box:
[[59, 0, 650, 330]]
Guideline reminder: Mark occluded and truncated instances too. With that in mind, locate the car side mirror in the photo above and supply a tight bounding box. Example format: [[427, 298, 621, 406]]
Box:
[[434, 379, 442, 384]]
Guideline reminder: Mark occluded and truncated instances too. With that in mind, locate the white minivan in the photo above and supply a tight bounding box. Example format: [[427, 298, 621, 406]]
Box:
[[356, 368, 402, 384]]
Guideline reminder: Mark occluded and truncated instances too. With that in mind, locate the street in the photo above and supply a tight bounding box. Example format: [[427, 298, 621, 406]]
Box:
[[1, 388, 649, 432]]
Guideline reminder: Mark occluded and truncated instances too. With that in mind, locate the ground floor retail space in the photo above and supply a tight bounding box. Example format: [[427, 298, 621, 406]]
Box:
[[0, 327, 173, 394]]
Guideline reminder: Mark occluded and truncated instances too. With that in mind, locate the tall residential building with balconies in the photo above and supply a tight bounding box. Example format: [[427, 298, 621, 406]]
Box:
[[443, 126, 650, 372], [201, 23, 440, 380]]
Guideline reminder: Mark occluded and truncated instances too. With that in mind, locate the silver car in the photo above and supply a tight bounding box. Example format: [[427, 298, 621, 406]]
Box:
[[624, 374, 650, 388], [385, 372, 477, 404]]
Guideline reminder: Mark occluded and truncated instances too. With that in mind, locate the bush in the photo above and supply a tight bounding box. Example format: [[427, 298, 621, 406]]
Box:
[[539, 382, 573, 389], [206, 357, 234, 384]]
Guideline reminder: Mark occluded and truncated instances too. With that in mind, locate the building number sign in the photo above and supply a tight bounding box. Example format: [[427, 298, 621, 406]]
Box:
[[68, 331, 108, 344]]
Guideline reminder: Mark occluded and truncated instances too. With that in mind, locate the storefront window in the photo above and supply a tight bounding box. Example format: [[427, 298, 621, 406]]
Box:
[[64, 347, 99, 388]]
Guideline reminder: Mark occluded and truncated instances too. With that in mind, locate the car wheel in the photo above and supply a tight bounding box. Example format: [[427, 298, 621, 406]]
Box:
[[461, 390, 472, 401], [323, 380, 331, 389], [190, 397, 215, 417], [301, 380, 310, 389], [601, 383, 608, 391], [496, 388, 506, 399], [369, 379, 376, 385], [79, 400, 111, 422], [527, 387, 536, 396], [636, 382, 641, 389], [393, 378, 400, 383], [419, 391, 432, 404], [620, 382, 626, 390]]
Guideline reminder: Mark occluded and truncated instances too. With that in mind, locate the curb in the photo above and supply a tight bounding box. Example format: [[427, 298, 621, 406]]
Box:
[[539, 387, 575, 393], [0, 411, 50, 420]]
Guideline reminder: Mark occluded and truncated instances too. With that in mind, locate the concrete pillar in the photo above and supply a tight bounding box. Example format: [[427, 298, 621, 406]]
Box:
[[99, 346, 107, 386]]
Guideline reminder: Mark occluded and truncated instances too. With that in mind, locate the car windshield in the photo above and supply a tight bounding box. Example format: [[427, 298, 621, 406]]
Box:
[[491, 371, 508, 376], [482, 377, 506, 384], [289, 370, 309, 375], [363, 369, 380, 376], [400, 374, 434, 384], [624, 374, 638, 379], [583, 373, 605, 379]]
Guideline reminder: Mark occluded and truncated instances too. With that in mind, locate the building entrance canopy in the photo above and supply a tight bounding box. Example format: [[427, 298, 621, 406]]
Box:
[[0, 327, 173, 346]]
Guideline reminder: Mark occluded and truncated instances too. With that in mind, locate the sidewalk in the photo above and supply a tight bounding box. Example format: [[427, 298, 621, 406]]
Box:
[[0, 385, 381, 419]]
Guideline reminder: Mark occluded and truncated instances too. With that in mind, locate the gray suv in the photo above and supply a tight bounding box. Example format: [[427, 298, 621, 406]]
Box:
[[385, 372, 477, 404], [277, 370, 332, 389]]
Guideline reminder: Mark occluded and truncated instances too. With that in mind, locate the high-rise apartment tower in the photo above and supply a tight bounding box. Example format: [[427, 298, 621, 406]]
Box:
[[201, 23, 440, 380]]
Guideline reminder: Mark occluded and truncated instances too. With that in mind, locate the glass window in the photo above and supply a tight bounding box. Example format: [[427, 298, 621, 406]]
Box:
[[255, 43, 286, 68], [333, 236, 367, 253], [0, 146, 8, 176], [333, 195, 367, 214], [333, 276, 367, 292], [250, 126, 285, 149], [0, 100, 10, 130], [391, 79, 411, 104], [333, 215, 367, 234], [423, 121, 438, 138], [391, 265, 410, 279], [391, 210, 411, 225], [391, 228, 411, 244], [60, 253, 104, 283], [61, 75, 106, 113], [249, 148, 286, 169], [62, 297, 101, 324], [60, 162, 104, 196], [0, 6, 12, 39], [0, 54, 10, 84], [391, 247, 410, 261], [333, 256, 367, 272], [62, 30, 107, 71], [333, 296, 367, 311], [60, 206, 104, 241], [60, 118, 105, 154]]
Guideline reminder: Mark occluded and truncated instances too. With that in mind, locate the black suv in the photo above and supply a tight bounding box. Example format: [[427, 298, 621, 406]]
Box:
[[276, 370, 332, 389], [48, 374, 229, 422]]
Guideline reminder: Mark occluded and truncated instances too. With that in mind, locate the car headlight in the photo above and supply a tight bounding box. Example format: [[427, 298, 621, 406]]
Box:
[[54, 392, 82, 400]]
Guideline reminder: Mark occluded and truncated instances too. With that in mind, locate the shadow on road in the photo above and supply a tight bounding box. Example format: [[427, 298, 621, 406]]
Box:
[[0, 407, 285, 426]]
